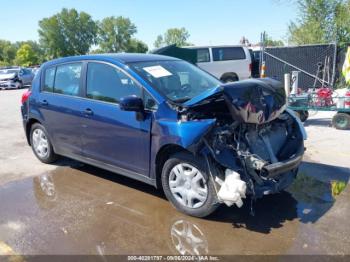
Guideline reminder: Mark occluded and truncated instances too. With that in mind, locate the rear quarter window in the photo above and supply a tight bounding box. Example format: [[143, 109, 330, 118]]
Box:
[[212, 47, 246, 61], [43, 67, 55, 92]]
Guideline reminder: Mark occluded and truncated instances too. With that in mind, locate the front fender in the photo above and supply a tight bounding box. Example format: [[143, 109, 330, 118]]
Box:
[[149, 114, 216, 181], [154, 118, 216, 148]]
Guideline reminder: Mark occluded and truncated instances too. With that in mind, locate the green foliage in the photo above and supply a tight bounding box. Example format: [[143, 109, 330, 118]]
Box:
[[15, 41, 45, 64], [0, 40, 17, 64], [288, 0, 350, 45], [264, 33, 284, 46], [126, 39, 148, 53], [154, 27, 191, 48], [331, 181, 346, 196], [154, 35, 164, 49], [334, 0, 350, 46], [15, 44, 38, 67], [97, 16, 137, 52], [38, 8, 98, 58]]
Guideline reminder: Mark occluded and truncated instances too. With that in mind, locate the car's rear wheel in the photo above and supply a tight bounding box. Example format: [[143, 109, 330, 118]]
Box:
[[17, 81, 23, 89], [30, 123, 58, 163], [161, 152, 219, 217]]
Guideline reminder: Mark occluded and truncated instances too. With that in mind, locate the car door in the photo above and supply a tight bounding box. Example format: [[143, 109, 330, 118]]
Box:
[[37, 62, 84, 157], [19, 69, 29, 85], [80, 61, 152, 177]]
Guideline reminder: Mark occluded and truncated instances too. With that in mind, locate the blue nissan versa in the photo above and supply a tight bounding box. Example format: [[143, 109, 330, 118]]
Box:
[[21, 54, 306, 217]]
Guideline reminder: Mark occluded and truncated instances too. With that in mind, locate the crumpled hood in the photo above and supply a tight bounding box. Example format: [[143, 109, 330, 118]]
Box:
[[0, 73, 16, 80], [184, 78, 287, 124]]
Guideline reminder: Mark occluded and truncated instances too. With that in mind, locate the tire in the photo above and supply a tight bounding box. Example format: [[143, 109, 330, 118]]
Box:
[[161, 152, 219, 218], [17, 81, 23, 89], [332, 113, 350, 130], [222, 75, 238, 83], [30, 123, 58, 163]]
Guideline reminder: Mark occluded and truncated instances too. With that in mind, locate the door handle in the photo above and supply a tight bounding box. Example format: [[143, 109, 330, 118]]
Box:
[[84, 108, 94, 116], [40, 100, 48, 106]]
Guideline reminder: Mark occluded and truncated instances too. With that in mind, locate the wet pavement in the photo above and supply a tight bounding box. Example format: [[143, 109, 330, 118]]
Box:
[[0, 159, 349, 256]]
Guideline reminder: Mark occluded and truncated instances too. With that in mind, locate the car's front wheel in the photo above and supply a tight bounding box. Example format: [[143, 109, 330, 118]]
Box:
[[161, 152, 219, 217], [30, 123, 58, 164]]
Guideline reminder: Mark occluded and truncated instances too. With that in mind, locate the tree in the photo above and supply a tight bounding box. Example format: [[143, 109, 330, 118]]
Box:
[[154, 35, 164, 48], [264, 34, 284, 47], [38, 8, 97, 58], [97, 16, 137, 52], [14, 41, 45, 63], [154, 27, 191, 48], [126, 39, 148, 53], [288, 0, 350, 45], [334, 0, 350, 45], [0, 40, 17, 65], [15, 44, 38, 66]]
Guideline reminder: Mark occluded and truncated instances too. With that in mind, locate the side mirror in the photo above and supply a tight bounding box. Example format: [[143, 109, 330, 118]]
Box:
[[120, 96, 144, 112]]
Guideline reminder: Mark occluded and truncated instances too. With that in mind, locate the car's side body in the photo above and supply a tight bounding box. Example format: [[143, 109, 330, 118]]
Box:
[[21, 54, 216, 187]]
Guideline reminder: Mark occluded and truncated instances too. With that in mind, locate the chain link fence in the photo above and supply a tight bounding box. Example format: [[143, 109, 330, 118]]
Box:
[[262, 43, 337, 90]]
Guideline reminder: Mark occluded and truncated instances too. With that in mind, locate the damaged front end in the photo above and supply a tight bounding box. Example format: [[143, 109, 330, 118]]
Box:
[[182, 78, 306, 208]]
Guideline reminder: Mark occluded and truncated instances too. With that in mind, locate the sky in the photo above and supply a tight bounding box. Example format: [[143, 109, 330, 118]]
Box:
[[0, 0, 298, 49]]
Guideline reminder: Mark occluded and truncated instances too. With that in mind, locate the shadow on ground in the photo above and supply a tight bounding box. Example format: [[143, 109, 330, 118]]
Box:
[[304, 118, 333, 127]]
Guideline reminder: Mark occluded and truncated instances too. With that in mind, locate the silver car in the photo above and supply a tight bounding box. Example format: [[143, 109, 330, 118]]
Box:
[[0, 68, 34, 89]]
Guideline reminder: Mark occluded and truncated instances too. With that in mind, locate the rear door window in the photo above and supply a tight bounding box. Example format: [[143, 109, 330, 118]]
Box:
[[212, 47, 246, 61], [54, 63, 82, 96], [86, 62, 141, 103], [196, 48, 210, 63]]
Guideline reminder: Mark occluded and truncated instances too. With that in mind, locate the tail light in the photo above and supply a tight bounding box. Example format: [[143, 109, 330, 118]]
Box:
[[249, 63, 252, 73], [21, 90, 31, 104]]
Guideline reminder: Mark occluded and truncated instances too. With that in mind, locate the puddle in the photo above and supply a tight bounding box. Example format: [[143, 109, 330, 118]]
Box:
[[286, 172, 340, 223], [0, 161, 348, 255]]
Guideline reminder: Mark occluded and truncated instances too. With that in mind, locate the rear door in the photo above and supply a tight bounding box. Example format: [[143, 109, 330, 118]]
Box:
[[38, 62, 84, 156], [80, 61, 152, 177], [19, 69, 31, 85]]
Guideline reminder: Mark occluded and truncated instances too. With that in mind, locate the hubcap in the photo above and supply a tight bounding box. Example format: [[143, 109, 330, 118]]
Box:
[[169, 163, 208, 209], [32, 129, 49, 158]]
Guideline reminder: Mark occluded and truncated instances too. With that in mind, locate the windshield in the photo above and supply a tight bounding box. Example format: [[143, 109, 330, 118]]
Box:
[[128, 60, 221, 103]]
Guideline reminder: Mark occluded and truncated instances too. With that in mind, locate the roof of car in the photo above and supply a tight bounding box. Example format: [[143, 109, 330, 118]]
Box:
[[101, 53, 179, 62], [43, 53, 179, 68], [186, 45, 247, 49]]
